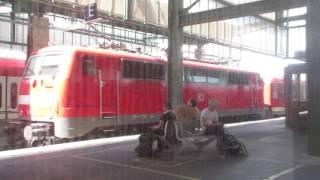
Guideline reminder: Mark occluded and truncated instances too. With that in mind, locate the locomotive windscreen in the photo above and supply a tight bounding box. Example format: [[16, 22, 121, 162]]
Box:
[[24, 53, 64, 77]]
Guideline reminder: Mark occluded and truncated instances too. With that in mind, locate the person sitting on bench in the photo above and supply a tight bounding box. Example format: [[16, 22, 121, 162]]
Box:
[[152, 102, 175, 136], [200, 99, 225, 157], [151, 102, 177, 152], [175, 98, 200, 121]]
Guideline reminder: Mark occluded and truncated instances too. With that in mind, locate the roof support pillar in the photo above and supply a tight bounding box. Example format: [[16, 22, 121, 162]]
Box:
[[307, 0, 320, 156], [167, 0, 184, 108]]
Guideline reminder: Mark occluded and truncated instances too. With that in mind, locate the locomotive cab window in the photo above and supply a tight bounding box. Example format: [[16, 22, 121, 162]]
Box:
[[122, 60, 164, 80], [81, 55, 97, 76], [39, 54, 64, 76], [25, 53, 65, 77]]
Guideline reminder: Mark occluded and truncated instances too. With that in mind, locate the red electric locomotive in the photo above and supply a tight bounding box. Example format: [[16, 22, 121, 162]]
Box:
[[0, 49, 25, 121], [17, 46, 265, 146], [19, 46, 166, 145], [264, 78, 285, 116], [183, 60, 265, 120]]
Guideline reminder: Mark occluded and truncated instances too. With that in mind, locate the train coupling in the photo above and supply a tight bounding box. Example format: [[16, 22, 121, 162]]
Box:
[[23, 123, 54, 147]]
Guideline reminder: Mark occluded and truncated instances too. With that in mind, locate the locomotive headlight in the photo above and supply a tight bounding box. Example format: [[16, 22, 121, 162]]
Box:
[[23, 126, 33, 142]]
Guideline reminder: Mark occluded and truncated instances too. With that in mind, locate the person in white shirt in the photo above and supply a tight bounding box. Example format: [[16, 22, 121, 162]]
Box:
[[200, 99, 225, 157], [200, 99, 223, 133]]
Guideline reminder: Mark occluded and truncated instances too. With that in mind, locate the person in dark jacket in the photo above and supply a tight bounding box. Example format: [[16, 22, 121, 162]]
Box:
[[152, 102, 176, 136], [151, 102, 177, 152]]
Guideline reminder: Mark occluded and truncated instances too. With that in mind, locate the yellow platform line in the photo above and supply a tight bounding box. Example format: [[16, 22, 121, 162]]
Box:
[[74, 155, 200, 180], [265, 164, 304, 180]]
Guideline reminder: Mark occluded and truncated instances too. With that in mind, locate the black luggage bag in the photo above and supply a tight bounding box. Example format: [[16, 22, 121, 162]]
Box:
[[135, 133, 157, 158]]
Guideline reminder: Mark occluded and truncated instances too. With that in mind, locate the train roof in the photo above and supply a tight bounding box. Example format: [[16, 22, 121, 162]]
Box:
[[0, 49, 25, 76], [0, 49, 26, 61], [36, 46, 259, 75], [0, 59, 25, 76], [183, 59, 259, 74], [37, 46, 165, 64]]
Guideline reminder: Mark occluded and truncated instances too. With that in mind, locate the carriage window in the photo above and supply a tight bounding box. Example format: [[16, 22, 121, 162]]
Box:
[[279, 84, 285, 99], [228, 72, 237, 84], [123, 61, 132, 78], [10, 83, 18, 109], [272, 84, 284, 99], [191, 69, 207, 83], [82, 55, 97, 76], [152, 64, 165, 80], [144, 63, 165, 80], [257, 75, 263, 86], [207, 70, 221, 84], [123, 61, 143, 79], [272, 84, 279, 99], [240, 74, 249, 85], [228, 72, 249, 85], [184, 68, 191, 83], [122, 60, 164, 80], [144, 63, 153, 79]]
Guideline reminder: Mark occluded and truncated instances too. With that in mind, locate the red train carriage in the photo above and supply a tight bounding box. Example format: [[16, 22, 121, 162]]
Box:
[[0, 50, 25, 121], [264, 78, 285, 116], [183, 60, 265, 120], [17, 46, 265, 146]]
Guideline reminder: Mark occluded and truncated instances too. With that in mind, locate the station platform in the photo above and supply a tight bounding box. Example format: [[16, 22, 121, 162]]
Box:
[[0, 118, 319, 180]]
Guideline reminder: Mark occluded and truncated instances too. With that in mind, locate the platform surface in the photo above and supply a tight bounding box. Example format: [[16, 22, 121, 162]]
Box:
[[0, 118, 320, 180]]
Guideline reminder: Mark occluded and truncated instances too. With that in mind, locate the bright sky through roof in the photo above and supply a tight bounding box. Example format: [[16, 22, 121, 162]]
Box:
[[239, 51, 304, 81]]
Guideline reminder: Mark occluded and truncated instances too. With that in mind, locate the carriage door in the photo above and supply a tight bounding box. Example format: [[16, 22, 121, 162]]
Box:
[[6, 77, 20, 119], [98, 58, 118, 119], [0, 76, 5, 120]]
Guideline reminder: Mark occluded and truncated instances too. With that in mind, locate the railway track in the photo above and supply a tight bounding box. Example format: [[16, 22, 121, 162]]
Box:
[[0, 116, 269, 152], [0, 127, 140, 151]]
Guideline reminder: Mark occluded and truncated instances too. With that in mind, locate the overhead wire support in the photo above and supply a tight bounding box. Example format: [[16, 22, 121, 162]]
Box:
[[180, 0, 307, 26], [182, 0, 201, 14]]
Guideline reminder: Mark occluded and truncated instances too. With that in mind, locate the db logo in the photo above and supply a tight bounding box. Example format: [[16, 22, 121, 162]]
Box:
[[197, 93, 205, 102]]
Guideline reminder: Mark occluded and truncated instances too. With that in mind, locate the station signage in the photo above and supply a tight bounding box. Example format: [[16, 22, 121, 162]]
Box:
[[84, 3, 97, 21]]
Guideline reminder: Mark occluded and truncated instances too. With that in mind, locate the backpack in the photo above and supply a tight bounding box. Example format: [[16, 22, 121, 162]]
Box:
[[224, 134, 248, 156], [135, 133, 157, 158], [165, 118, 179, 145]]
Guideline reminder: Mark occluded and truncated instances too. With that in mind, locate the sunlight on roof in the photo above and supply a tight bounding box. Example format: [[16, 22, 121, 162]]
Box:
[[0, 49, 26, 60], [239, 51, 304, 81]]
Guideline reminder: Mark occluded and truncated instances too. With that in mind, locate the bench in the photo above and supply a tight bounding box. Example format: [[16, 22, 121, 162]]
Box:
[[162, 119, 217, 152]]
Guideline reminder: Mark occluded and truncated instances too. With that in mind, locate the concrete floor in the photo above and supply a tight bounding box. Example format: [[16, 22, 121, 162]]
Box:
[[0, 122, 8, 149], [0, 118, 319, 180]]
